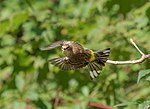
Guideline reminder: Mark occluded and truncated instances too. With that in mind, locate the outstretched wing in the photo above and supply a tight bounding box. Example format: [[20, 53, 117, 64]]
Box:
[[49, 57, 88, 70], [88, 62, 102, 80], [40, 41, 64, 50]]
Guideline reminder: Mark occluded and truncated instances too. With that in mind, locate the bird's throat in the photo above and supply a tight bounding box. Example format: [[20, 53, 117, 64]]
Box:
[[63, 50, 71, 57]]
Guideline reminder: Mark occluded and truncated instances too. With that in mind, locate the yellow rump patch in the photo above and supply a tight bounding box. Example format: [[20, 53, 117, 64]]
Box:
[[89, 50, 96, 62]]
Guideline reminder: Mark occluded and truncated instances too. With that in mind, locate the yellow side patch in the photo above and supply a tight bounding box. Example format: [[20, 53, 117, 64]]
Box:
[[89, 50, 96, 62]]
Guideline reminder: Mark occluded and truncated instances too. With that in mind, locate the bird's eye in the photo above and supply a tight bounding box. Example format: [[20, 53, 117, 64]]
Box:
[[62, 45, 71, 50], [66, 46, 70, 49]]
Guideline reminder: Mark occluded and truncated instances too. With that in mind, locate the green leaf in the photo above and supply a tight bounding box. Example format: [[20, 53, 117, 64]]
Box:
[[15, 74, 25, 91], [146, 76, 150, 81], [81, 86, 89, 97], [33, 56, 45, 69], [1, 34, 15, 46], [10, 12, 28, 32], [137, 69, 150, 83], [61, 94, 75, 101], [25, 90, 39, 101], [13, 101, 26, 109], [115, 101, 136, 107], [0, 19, 10, 34], [138, 101, 150, 109]]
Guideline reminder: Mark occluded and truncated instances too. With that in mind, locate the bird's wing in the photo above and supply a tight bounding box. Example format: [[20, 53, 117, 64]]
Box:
[[88, 62, 102, 80], [49, 57, 88, 70], [40, 41, 64, 50]]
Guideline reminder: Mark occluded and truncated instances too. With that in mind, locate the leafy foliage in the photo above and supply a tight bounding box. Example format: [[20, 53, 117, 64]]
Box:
[[137, 69, 150, 83], [0, 0, 150, 109]]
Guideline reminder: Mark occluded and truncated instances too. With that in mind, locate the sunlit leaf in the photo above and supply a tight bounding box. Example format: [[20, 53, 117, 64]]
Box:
[[25, 90, 39, 101], [115, 101, 136, 107], [81, 86, 89, 97], [137, 69, 150, 83], [146, 76, 150, 81], [15, 74, 25, 91], [138, 101, 150, 109], [10, 12, 28, 32], [1, 34, 15, 46], [0, 19, 10, 34], [13, 101, 26, 109]]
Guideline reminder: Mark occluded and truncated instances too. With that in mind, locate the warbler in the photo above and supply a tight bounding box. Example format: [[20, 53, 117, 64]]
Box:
[[41, 41, 110, 79]]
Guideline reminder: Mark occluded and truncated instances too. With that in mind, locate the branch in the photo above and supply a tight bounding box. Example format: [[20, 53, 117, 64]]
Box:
[[106, 38, 150, 65], [52, 98, 114, 109]]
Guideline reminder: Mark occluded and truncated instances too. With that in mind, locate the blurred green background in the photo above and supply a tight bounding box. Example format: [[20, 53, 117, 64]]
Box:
[[0, 0, 150, 109]]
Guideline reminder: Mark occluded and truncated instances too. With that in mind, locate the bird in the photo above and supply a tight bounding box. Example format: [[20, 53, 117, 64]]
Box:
[[40, 41, 110, 79]]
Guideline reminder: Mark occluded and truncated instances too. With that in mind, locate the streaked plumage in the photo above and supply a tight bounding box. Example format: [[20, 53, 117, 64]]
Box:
[[41, 41, 110, 79]]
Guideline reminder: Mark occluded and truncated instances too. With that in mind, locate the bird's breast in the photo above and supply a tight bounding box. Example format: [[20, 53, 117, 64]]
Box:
[[63, 50, 71, 57]]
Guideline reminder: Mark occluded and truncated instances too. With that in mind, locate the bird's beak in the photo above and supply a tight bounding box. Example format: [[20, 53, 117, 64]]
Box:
[[62, 46, 65, 51], [62, 48, 64, 51], [62, 46, 67, 51]]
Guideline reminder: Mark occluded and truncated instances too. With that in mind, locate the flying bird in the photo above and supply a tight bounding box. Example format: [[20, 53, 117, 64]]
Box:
[[41, 41, 110, 79]]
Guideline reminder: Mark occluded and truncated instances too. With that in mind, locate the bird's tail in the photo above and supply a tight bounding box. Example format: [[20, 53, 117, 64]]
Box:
[[94, 48, 110, 66], [88, 48, 110, 79]]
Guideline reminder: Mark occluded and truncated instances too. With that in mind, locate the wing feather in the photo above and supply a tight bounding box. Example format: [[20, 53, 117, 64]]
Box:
[[40, 41, 64, 50], [49, 57, 88, 70]]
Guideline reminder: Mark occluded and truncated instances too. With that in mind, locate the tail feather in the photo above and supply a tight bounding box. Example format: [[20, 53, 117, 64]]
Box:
[[95, 48, 110, 64], [88, 63, 100, 79]]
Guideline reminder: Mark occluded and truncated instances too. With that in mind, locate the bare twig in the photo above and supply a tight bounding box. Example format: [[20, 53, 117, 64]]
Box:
[[106, 38, 150, 65], [53, 88, 61, 109], [130, 38, 145, 56], [50, 96, 114, 109]]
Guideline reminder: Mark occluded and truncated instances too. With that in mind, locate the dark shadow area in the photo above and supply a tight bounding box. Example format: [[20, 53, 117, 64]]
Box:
[[105, 0, 149, 15], [54, 70, 92, 89]]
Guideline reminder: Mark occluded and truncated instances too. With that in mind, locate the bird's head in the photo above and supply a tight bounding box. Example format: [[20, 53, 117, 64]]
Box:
[[62, 43, 73, 56]]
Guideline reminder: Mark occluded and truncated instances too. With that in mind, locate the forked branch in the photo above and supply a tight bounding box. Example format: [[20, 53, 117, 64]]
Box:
[[106, 38, 150, 65]]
